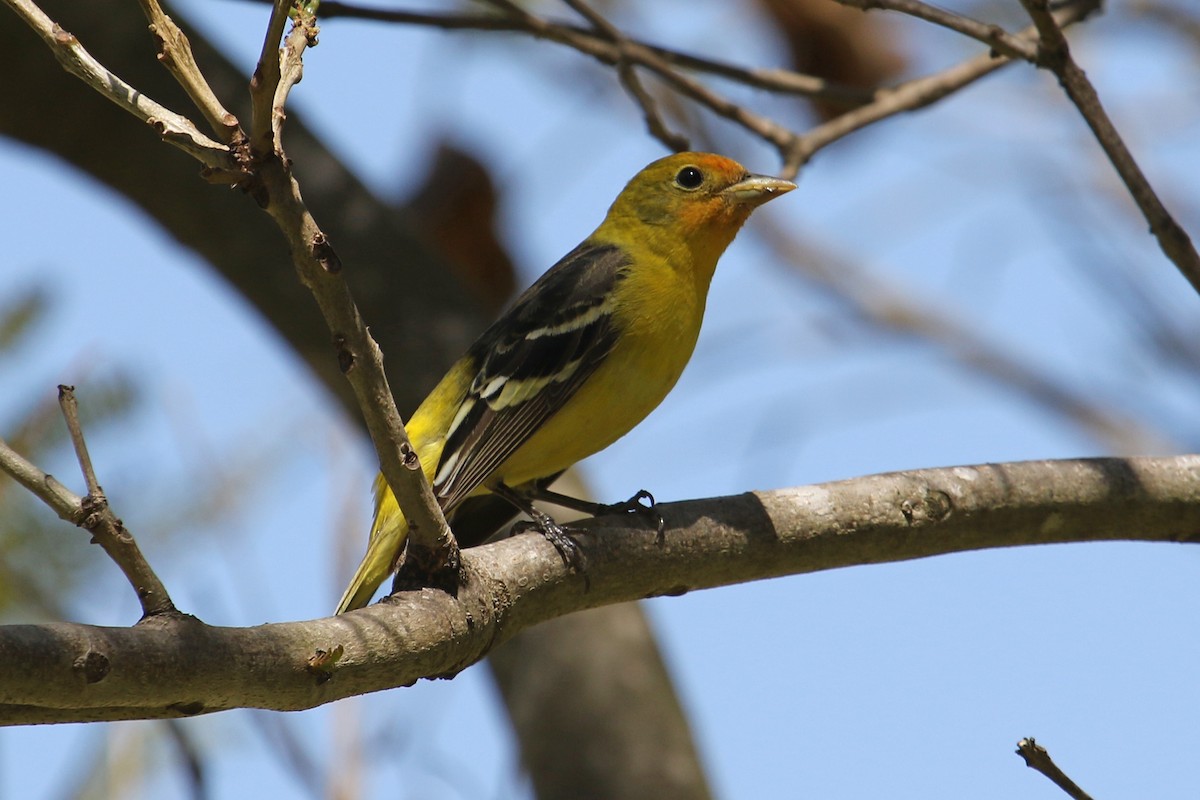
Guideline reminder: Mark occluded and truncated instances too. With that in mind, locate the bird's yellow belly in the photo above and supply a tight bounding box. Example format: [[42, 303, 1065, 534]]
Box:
[[490, 323, 697, 488]]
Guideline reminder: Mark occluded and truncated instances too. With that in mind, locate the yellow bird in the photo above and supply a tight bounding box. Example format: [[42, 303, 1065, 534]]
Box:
[[337, 152, 795, 613]]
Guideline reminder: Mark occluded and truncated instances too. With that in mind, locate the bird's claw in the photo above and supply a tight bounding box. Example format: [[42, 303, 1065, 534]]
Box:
[[601, 489, 666, 540], [515, 508, 587, 574], [601, 488, 655, 514]]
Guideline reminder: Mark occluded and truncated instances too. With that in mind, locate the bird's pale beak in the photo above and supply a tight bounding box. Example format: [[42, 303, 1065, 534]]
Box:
[[723, 173, 797, 206]]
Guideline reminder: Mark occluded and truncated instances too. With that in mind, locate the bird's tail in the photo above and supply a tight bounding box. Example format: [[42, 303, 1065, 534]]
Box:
[[335, 475, 408, 614]]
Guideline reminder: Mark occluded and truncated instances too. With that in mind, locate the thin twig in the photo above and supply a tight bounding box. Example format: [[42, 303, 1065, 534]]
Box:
[[250, 0, 293, 154], [474, 0, 798, 158], [135, 0, 242, 143], [1017, 0, 1200, 295], [561, 0, 688, 151], [1016, 738, 1095, 800], [7, 0, 458, 583], [274, 9, 318, 117], [295, 0, 800, 159], [616, 63, 689, 151], [790, 46, 1010, 175], [836, 0, 1038, 61], [309, 0, 872, 105], [239, 3, 458, 573], [840, 0, 1200, 294], [0, 435, 83, 520], [300, 0, 1096, 181], [634, 45, 799, 155], [0, 410, 175, 618], [793, 0, 1100, 176], [1, 0, 237, 174], [309, 0, 976, 173], [57, 386, 102, 498]]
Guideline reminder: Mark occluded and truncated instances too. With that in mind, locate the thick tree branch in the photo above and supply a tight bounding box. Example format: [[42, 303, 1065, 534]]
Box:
[[2, 455, 1197, 724]]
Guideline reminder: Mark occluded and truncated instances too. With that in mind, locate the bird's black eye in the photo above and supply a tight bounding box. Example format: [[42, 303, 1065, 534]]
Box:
[[674, 166, 704, 190]]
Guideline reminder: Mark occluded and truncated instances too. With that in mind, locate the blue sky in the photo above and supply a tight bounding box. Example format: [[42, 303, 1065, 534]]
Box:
[[4, 1, 1200, 797]]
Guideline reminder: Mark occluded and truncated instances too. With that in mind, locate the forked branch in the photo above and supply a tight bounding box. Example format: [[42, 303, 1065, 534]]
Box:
[[0, 389, 174, 617]]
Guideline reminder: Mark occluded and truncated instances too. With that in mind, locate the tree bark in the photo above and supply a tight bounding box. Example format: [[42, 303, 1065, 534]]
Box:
[[2, 455, 1197, 725]]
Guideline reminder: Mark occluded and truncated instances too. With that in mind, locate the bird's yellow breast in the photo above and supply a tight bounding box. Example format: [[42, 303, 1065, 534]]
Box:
[[491, 252, 707, 487]]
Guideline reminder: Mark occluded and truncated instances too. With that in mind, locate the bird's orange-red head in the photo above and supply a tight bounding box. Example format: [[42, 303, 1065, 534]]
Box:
[[605, 152, 793, 230], [595, 152, 794, 272]]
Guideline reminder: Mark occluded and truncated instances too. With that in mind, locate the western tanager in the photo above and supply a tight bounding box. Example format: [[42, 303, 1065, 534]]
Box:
[[337, 152, 795, 613]]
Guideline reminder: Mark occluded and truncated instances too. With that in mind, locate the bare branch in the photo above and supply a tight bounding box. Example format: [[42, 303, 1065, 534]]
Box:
[[790, 45, 1009, 174], [1016, 0, 1200, 295], [1, 455, 1197, 723], [621, 39, 801, 158], [238, 3, 457, 572], [1016, 738, 1095, 800], [616, 64, 690, 152], [836, 0, 1038, 61], [299, 0, 1095, 179], [274, 18, 313, 117], [467, 0, 800, 159], [561, 0, 689, 151], [798, 0, 1100, 173], [6, 0, 458, 574], [135, 0, 242, 143], [0, 0, 237, 173], [0, 407, 175, 618], [835, 0, 1200, 294], [57, 386, 102, 499], [249, 0, 294, 154], [310, 0, 869, 104], [0, 436, 81, 521]]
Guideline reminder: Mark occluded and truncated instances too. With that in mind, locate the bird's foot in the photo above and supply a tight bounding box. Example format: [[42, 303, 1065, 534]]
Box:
[[514, 508, 587, 574], [599, 489, 665, 541]]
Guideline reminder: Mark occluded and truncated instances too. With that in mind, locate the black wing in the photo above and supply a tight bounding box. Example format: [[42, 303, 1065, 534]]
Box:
[[431, 241, 629, 510]]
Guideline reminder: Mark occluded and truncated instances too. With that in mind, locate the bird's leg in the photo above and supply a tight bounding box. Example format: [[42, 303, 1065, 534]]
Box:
[[527, 485, 665, 539], [489, 481, 586, 572]]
